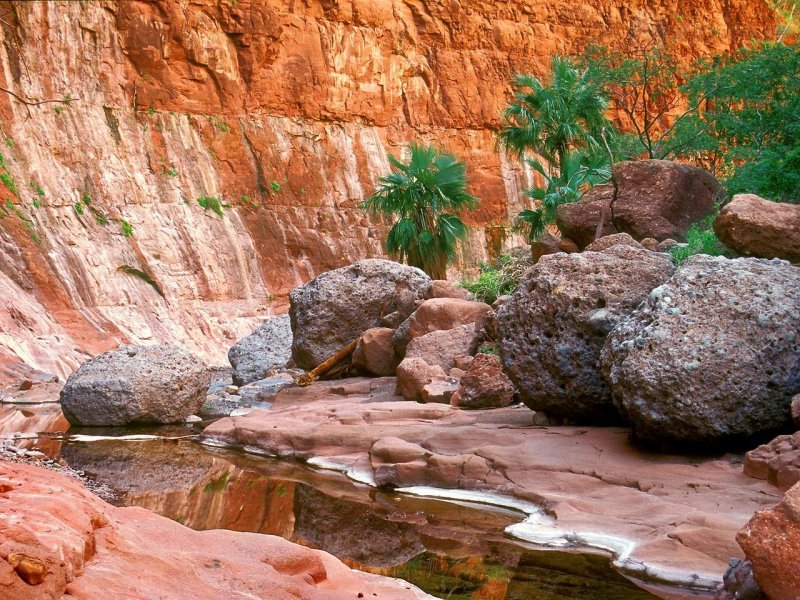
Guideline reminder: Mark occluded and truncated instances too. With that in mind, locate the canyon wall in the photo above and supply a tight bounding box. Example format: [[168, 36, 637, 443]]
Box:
[[0, 0, 776, 378]]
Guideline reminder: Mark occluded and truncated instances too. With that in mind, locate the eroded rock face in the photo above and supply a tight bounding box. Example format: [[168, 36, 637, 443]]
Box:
[[714, 194, 800, 263], [60, 345, 211, 426], [497, 244, 674, 422], [0, 2, 776, 380], [602, 256, 800, 446], [228, 314, 292, 386], [736, 482, 800, 600], [0, 461, 431, 600], [290, 260, 430, 370], [556, 160, 723, 248]]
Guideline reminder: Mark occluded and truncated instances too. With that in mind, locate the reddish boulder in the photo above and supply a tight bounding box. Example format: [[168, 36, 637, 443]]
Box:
[[393, 297, 491, 355], [584, 233, 643, 253], [714, 194, 800, 263], [556, 160, 722, 248], [424, 280, 474, 301], [531, 232, 562, 264], [736, 482, 800, 600], [450, 353, 515, 410], [352, 328, 399, 376], [395, 358, 447, 402], [744, 432, 800, 491], [403, 323, 480, 372]]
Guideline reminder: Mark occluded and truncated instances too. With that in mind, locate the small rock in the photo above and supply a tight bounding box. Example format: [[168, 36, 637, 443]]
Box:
[[422, 378, 460, 404], [656, 238, 679, 251], [230, 407, 253, 417], [744, 432, 800, 491], [424, 280, 474, 301], [185, 415, 202, 423], [450, 353, 515, 410], [18, 380, 33, 391], [226, 385, 239, 395], [584, 232, 643, 253], [640, 237, 659, 251], [7, 553, 47, 585], [395, 358, 446, 402], [531, 232, 563, 264]]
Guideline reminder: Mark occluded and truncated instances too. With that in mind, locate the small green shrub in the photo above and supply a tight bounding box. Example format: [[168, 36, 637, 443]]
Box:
[[73, 202, 84, 215], [147, 106, 156, 116], [669, 220, 728, 265], [29, 180, 45, 197], [121, 219, 133, 237], [5, 139, 13, 149], [166, 167, 178, 177], [81, 192, 92, 205], [270, 181, 281, 193], [117, 265, 165, 297], [459, 251, 533, 305], [197, 195, 224, 217], [90, 207, 108, 225]]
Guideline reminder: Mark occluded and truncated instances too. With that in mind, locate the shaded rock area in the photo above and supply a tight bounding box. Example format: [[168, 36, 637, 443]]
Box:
[[203, 378, 779, 588], [531, 232, 563, 264], [556, 160, 722, 248], [0, 461, 431, 599], [290, 260, 431, 370], [450, 353, 515, 410], [60, 345, 211, 426], [736, 482, 800, 600], [744, 432, 800, 491], [602, 256, 800, 446], [497, 244, 674, 422], [352, 328, 400, 376], [228, 315, 292, 386], [714, 194, 800, 263], [716, 558, 766, 600]]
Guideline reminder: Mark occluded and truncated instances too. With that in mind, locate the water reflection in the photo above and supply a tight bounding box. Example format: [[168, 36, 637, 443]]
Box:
[[0, 406, 705, 599]]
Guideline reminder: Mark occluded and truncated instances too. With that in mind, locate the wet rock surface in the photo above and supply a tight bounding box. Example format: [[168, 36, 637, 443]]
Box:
[[0, 460, 431, 600], [497, 244, 674, 422], [203, 377, 779, 589], [228, 315, 293, 386], [290, 260, 431, 370], [556, 160, 722, 248], [714, 194, 800, 263], [602, 256, 800, 446], [60, 345, 211, 426]]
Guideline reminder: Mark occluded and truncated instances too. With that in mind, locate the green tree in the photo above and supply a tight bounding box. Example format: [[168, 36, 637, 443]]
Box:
[[360, 143, 478, 279], [498, 56, 612, 241], [581, 42, 708, 161], [683, 41, 800, 202]]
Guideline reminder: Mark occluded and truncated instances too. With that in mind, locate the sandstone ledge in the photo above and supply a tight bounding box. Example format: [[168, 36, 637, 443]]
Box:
[[202, 378, 780, 591], [0, 460, 431, 600]]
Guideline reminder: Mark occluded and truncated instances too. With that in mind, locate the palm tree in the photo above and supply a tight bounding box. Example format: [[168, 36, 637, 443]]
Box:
[[499, 56, 612, 240], [360, 144, 479, 279], [515, 150, 611, 241]]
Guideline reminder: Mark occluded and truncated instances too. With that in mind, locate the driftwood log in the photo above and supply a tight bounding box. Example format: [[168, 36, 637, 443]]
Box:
[[297, 339, 358, 387]]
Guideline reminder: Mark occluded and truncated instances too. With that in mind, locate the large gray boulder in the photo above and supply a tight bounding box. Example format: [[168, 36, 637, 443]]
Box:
[[290, 260, 431, 370], [61, 345, 211, 426], [497, 244, 674, 422], [228, 315, 292, 386], [601, 256, 800, 445]]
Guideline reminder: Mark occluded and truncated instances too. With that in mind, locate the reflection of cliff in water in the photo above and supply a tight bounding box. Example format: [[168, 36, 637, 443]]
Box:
[[61, 438, 665, 599]]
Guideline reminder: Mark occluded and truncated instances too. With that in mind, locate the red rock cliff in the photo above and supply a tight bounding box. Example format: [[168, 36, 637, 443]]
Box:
[[0, 0, 776, 376]]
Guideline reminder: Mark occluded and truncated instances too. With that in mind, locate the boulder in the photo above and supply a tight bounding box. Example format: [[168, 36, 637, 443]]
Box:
[[424, 280, 475, 301], [584, 232, 643, 253], [531, 232, 562, 264], [497, 244, 674, 422], [60, 345, 210, 426], [395, 358, 447, 402], [744, 432, 800, 491], [640, 237, 659, 251], [556, 160, 722, 248], [421, 378, 460, 404], [393, 297, 491, 355], [714, 194, 800, 263], [736, 482, 800, 600], [290, 260, 431, 370], [227, 314, 292, 386], [450, 353, 515, 410], [601, 256, 800, 445], [352, 327, 399, 376], [403, 323, 480, 372]]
